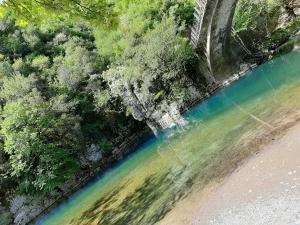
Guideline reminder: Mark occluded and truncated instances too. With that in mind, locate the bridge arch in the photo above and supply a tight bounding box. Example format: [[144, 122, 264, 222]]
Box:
[[191, 0, 239, 82]]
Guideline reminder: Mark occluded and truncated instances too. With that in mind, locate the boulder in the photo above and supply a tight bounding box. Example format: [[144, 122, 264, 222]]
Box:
[[80, 144, 102, 167], [85, 144, 102, 163], [150, 102, 188, 131]]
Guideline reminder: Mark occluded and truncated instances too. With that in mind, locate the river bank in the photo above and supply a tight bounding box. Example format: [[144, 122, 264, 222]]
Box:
[[28, 62, 263, 225], [24, 50, 263, 225], [157, 97, 300, 225], [31, 51, 300, 225], [26, 47, 298, 225]]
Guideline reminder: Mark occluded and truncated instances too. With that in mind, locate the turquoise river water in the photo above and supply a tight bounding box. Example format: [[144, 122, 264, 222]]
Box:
[[37, 51, 300, 225]]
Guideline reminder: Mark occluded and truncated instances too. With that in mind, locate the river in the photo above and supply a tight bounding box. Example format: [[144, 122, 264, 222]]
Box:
[[36, 51, 300, 225]]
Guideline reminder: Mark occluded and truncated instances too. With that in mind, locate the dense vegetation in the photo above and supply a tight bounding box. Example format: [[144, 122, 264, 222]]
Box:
[[233, 0, 300, 53], [0, 0, 197, 196], [0, 0, 298, 207]]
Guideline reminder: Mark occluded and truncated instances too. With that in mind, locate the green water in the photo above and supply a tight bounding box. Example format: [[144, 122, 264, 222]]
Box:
[[37, 52, 300, 225]]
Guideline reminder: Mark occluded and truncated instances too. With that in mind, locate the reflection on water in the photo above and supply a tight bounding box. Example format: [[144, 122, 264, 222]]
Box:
[[38, 52, 300, 225]]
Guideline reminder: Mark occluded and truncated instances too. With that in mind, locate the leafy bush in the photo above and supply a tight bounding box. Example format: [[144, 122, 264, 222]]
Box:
[[1, 99, 82, 194]]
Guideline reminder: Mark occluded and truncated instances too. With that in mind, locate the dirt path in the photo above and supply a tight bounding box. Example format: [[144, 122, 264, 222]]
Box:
[[158, 122, 300, 225]]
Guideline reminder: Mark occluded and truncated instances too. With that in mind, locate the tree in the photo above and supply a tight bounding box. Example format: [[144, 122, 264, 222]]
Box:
[[1, 99, 82, 194], [0, 73, 37, 102], [56, 42, 99, 91], [103, 16, 194, 110]]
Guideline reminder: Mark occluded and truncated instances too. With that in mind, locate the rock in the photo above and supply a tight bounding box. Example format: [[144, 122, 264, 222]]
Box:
[[294, 44, 300, 51], [150, 102, 188, 131], [10, 196, 27, 215], [276, 8, 291, 30], [80, 144, 102, 167], [10, 195, 54, 225], [291, 0, 300, 16], [187, 85, 203, 101], [85, 144, 102, 163]]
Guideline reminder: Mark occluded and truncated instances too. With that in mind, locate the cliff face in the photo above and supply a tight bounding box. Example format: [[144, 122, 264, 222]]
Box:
[[105, 68, 205, 135]]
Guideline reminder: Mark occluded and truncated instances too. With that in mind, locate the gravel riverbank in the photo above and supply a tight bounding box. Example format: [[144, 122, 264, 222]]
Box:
[[158, 119, 300, 225]]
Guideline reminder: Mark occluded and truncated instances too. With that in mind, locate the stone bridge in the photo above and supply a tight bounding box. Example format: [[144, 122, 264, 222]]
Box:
[[191, 0, 239, 82]]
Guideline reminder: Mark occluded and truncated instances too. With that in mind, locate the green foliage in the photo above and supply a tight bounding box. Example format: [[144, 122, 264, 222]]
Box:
[[258, 17, 300, 51], [233, 0, 283, 33], [32, 55, 50, 70], [0, 0, 196, 196], [0, 18, 133, 195], [94, 89, 111, 110], [1, 99, 81, 194], [0, 62, 14, 77], [98, 139, 113, 156], [94, 0, 194, 60], [232, 0, 298, 52], [56, 44, 98, 91], [0, 0, 116, 25], [103, 16, 194, 110], [0, 206, 12, 225], [0, 74, 38, 101]]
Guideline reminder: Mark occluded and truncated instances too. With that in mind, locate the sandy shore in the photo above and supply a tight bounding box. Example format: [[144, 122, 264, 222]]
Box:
[[157, 121, 300, 225]]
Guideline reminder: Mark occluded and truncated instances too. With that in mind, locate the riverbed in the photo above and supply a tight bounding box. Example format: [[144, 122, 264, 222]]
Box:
[[36, 51, 300, 225]]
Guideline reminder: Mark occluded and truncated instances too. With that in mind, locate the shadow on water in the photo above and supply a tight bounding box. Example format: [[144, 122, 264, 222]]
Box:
[[72, 169, 193, 225]]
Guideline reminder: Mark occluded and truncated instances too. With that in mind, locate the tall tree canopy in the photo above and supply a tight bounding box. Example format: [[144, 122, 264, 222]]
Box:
[[0, 0, 117, 25]]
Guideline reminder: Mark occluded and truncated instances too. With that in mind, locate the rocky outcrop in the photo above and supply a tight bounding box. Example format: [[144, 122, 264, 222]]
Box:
[[290, 0, 300, 15], [276, 7, 293, 30], [122, 89, 199, 135], [150, 102, 188, 130], [104, 67, 205, 134], [9, 195, 55, 225], [85, 144, 102, 163]]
